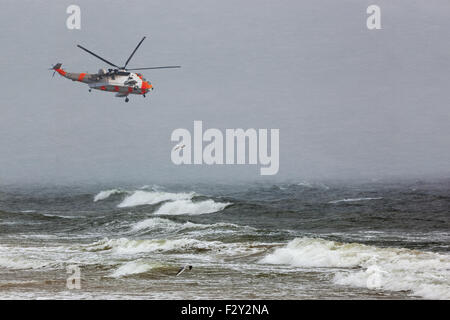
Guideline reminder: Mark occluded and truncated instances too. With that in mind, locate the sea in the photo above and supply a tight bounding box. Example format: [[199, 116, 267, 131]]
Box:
[[0, 179, 449, 299]]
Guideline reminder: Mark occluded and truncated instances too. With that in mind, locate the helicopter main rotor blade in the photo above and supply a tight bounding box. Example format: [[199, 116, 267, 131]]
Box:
[[48, 66, 56, 77], [126, 66, 181, 70], [77, 44, 120, 69], [123, 36, 146, 70]]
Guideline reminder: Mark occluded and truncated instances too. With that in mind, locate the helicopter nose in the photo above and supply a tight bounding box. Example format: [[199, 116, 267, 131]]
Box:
[[143, 81, 152, 90]]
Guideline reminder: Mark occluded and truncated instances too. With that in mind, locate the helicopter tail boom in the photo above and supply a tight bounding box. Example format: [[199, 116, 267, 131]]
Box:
[[50, 63, 94, 83]]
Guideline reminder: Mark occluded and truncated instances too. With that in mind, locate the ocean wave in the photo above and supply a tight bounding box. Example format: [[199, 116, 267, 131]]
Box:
[[130, 217, 254, 236], [0, 280, 42, 289], [8, 211, 83, 220], [117, 191, 195, 208], [82, 237, 266, 259], [41, 213, 84, 219], [259, 237, 450, 299], [297, 181, 313, 188], [328, 197, 382, 204], [94, 189, 128, 202], [83, 237, 223, 254], [0, 256, 55, 270], [109, 259, 165, 278], [140, 185, 165, 191], [296, 181, 329, 190], [131, 217, 193, 232], [153, 199, 231, 216]]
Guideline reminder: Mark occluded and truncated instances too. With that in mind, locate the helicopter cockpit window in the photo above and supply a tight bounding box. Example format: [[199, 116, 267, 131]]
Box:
[[136, 73, 146, 80]]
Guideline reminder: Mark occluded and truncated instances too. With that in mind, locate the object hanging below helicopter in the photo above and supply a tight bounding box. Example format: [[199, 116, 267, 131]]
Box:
[[50, 36, 180, 102]]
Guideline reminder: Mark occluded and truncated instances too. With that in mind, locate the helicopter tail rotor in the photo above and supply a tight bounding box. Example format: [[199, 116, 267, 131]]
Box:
[[49, 63, 63, 77], [52, 63, 62, 70], [48, 67, 55, 77]]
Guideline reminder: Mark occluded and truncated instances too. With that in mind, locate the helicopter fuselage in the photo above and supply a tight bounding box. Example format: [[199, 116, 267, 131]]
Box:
[[55, 67, 153, 97]]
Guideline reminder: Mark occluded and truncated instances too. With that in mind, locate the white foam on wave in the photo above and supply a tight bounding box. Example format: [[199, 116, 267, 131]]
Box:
[[0, 245, 99, 270], [131, 217, 201, 232], [109, 259, 164, 278], [84, 237, 223, 255], [130, 217, 253, 236], [329, 197, 382, 204], [259, 237, 450, 299], [83, 237, 264, 259], [117, 191, 195, 208], [0, 255, 54, 270], [94, 189, 127, 202], [0, 243, 108, 270], [153, 199, 231, 216]]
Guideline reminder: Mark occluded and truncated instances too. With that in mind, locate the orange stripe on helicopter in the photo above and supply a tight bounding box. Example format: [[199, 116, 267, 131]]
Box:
[[114, 86, 119, 92], [56, 69, 66, 76], [78, 73, 86, 82], [100, 86, 106, 91], [127, 87, 133, 93]]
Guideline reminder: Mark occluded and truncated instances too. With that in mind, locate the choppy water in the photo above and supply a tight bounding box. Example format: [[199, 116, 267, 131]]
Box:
[[0, 179, 449, 299]]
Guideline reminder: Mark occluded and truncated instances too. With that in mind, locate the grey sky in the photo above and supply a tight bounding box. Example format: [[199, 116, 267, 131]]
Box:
[[0, 0, 449, 185]]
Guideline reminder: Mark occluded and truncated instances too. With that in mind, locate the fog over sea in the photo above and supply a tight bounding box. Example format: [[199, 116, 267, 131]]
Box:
[[0, 179, 448, 299]]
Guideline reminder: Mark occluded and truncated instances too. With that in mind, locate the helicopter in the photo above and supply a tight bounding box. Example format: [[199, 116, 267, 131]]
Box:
[[50, 36, 180, 102]]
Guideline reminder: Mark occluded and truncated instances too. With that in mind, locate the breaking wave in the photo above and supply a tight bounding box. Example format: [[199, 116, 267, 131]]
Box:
[[153, 199, 231, 216], [117, 191, 195, 208], [94, 189, 127, 202], [83, 237, 224, 254], [130, 217, 255, 237], [0, 256, 55, 270], [259, 237, 450, 299], [109, 260, 165, 278]]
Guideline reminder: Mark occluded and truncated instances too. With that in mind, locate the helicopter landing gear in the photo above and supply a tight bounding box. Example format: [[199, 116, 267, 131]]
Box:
[[88, 89, 91, 92], [143, 94, 146, 98], [125, 97, 129, 103]]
